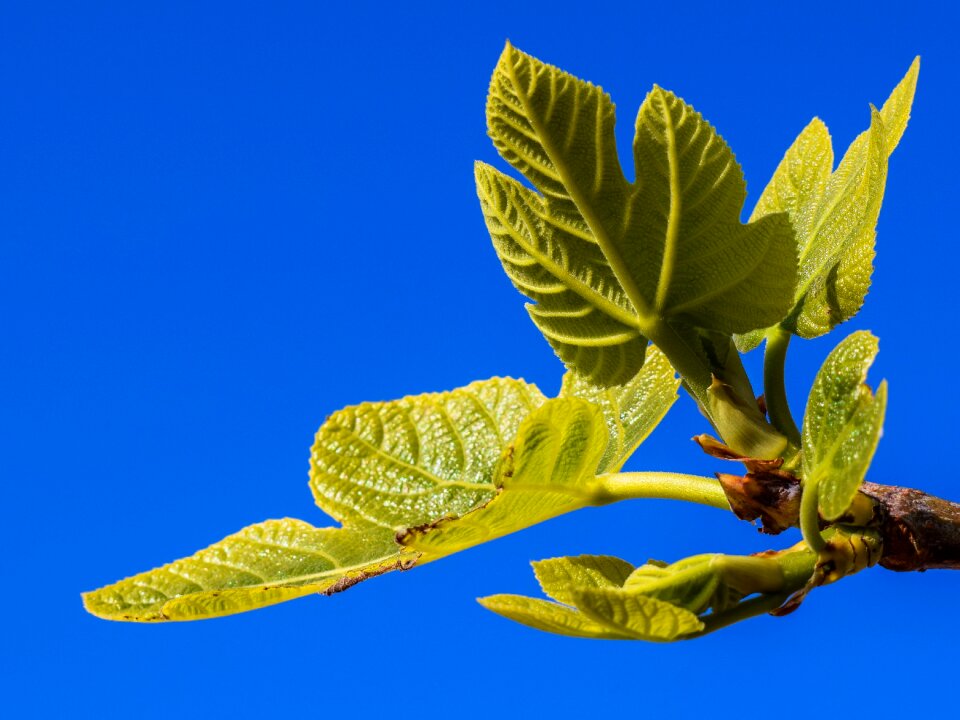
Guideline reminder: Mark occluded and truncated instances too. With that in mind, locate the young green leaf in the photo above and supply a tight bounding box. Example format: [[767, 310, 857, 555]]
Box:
[[482, 554, 702, 641], [310, 377, 545, 529], [399, 398, 609, 559], [570, 587, 705, 641], [481, 43, 797, 386], [476, 161, 648, 386], [802, 331, 888, 520], [477, 595, 634, 640], [83, 520, 416, 622], [532, 555, 635, 605], [734, 118, 833, 352], [737, 58, 919, 348], [559, 345, 679, 472]]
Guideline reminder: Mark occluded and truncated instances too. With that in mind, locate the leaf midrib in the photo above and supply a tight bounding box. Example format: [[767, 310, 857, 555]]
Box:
[[484, 179, 638, 328], [503, 52, 656, 329]]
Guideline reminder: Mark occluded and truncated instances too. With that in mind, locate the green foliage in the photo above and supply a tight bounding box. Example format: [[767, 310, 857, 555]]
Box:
[[480, 545, 828, 641], [558, 345, 679, 472], [481, 43, 797, 389], [309, 377, 545, 529], [86, 44, 918, 639], [83, 520, 415, 621], [736, 58, 919, 351], [802, 331, 887, 521]]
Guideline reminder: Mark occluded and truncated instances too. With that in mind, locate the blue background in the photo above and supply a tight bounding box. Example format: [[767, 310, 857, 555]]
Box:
[[3, 2, 957, 717]]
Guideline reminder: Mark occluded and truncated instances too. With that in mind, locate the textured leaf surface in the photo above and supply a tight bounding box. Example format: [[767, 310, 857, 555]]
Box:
[[482, 43, 797, 385], [83, 520, 416, 622], [310, 377, 545, 529], [803, 331, 887, 520], [399, 398, 608, 559], [533, 555, 635, 605], [735, 119, 833, 351], [477, 161, 648, 385], [481, 553, 702, 641], [571, 587, 704, 640], [559, 345, 678, 471], [478, 595, 633, 639], [740, 58, 918, 346]]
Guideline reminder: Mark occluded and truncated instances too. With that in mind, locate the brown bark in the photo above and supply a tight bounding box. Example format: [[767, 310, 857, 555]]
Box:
[[860, 482, 960, 572]]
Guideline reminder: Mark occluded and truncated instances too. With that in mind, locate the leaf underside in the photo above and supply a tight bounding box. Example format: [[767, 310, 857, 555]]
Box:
[[481, 42, 797, 385], [86, 378, 547, 621], [86, 367, 677, 621]]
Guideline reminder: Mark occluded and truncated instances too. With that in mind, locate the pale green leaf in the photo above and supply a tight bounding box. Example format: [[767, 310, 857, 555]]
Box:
[[790, 108, 888, 338], [624, 86, 797, 333], [478, 594, 633, 639], [476, 161, 647, 385], [559, 345, 678, 471], [571, 587, 704, 641], [532, 554, 634, 606], [82, 520, 416, 622], [802, 331, 887, 520], [741, 57, 918, 344], [310, 377, 545, 529], [734, 118, 833, 352], [482, 43, 797, 386], [399, 398, 608, 559], [622, 554, 750, 614]]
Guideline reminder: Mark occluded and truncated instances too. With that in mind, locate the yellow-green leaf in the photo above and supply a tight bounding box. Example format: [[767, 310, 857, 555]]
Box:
[[559, 345, 678, 472], [532, 554, 635, 605], [82, 520, 417, 622], [476, 161, 647, 385], [803, 331, 888, 520], [741, 58, 918, 345], [482, 43, 797, 386], [570, 587, 704, 641], [399, 398, 608, 559], [478, 594, 633, 639], [624, 86, 797, 334], [310, 377, 545, 529], [734, 118, 833, 352]]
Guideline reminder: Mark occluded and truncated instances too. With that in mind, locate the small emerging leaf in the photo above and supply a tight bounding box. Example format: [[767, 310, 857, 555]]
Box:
[[559, 345, 679, 472], [83, 520, 416, 622], [478, 595, 632, 639], [802, 331, 887, 520], [739, 58, 919, 347], [533, 554, 635, 605]]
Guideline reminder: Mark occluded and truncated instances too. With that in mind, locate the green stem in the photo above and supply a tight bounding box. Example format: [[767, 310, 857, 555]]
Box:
[[799, 479, 827, 552], [763, 327, 802, 447], [593, 472, 731, 511], [688, 592, 792, 638], [642, 322, 714, 414]]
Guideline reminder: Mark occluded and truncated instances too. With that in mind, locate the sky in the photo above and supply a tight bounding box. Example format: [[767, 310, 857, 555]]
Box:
[[2, 1, 958, 717]]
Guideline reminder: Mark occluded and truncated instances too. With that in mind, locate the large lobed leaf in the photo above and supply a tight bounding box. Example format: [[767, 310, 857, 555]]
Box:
[[802, 331, 887, 520], [480, 42, 798, 386], [86, 368, 678, 621], [737, 58, 919, 350]]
